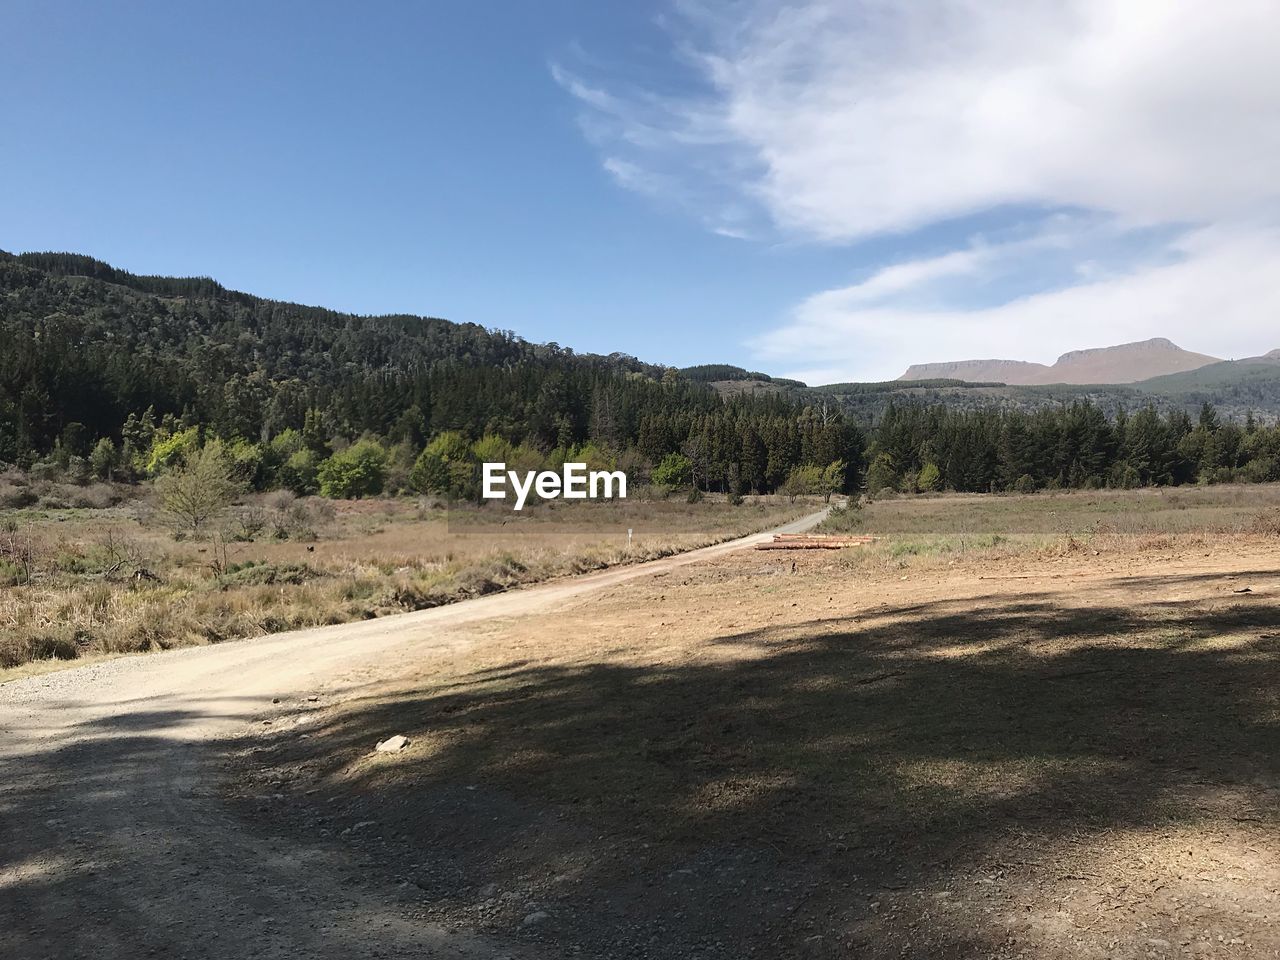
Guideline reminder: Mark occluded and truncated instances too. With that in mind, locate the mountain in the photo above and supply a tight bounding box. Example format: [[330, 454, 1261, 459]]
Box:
[[1126, 348, 1280, 404], [900, 338, 1220, 385], [896, 358, 1049, 383]]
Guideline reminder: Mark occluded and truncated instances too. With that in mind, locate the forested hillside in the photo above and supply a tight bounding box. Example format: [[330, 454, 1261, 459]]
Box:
[[3, 249, 1279, 499], [0, 251, 862, 496]]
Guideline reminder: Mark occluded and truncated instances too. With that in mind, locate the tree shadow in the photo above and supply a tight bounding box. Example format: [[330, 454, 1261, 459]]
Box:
[[254, 571, 1280, 957], [4, 568, 1277, 959], [0, 696, 543, 960]]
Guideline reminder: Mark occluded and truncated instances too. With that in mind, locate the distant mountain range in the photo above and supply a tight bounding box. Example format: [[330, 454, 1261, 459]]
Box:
[[898, 337, 1234, 385], [702, 340, 1280, 424]]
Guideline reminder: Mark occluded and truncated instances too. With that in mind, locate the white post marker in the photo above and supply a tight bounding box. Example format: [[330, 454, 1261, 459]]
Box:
[[627, 527, 633, 548]]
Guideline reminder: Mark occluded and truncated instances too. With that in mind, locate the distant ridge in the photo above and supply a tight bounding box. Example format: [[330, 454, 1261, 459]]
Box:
[[899, 338, 1221, 385], [898, 358, 1050, 384]]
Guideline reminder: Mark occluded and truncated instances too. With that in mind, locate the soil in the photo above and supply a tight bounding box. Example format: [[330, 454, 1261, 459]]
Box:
[[5, 513, 1279, 958], [0, 511, 821, 959], [231, 537, 1280, 959]]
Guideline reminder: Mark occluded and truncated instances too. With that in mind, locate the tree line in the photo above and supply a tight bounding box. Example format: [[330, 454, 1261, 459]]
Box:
[[867, 401, 1280, 493], [3, 250, 1278, 502]]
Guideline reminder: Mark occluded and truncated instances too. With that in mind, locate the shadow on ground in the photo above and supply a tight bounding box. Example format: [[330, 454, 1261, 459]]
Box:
[[4, 568, 1278, 959], [242, 569, 1280, 957], [0, 692, 536, 960]]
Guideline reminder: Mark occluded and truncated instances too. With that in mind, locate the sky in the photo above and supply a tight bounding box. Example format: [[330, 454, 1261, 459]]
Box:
[[3, 1, 1279, 384]]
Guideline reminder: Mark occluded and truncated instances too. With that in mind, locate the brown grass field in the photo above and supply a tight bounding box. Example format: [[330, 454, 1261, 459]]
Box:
[[227, 484, 1280, 959], [0, 491, 807, 674]]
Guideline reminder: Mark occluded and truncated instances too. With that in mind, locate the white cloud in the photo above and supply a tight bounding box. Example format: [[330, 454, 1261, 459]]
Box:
[[756, 224, 1280, 383], [557, 1, 1280, 380]]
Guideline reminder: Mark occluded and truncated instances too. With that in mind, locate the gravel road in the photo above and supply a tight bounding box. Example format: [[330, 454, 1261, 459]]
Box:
[[0, 510, 827, 959]]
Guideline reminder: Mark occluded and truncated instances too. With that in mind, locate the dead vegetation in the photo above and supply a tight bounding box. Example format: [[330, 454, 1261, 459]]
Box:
[[842, 482, 1280, 537], [0, 492, 806, 671]]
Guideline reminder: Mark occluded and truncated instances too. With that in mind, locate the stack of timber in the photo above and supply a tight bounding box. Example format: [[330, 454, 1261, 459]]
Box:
[[756, 533, 877, 550]]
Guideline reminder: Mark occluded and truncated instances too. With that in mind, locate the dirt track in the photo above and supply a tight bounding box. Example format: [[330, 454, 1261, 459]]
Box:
[[0, 510, 828, 960]]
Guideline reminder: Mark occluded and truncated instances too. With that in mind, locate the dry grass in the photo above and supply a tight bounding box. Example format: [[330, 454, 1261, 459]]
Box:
[[0, 470, 127, 511], [849, 482, 1280, 535], [0, 493, 807, 672], [815, 482, 1280, 576]]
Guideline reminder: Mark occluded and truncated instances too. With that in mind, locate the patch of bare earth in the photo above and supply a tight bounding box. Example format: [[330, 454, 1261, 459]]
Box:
[[227, 537, 1280, 958]]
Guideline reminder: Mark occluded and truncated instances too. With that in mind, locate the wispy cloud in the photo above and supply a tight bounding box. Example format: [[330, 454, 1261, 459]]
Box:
[[556, 1, 1280, 381]]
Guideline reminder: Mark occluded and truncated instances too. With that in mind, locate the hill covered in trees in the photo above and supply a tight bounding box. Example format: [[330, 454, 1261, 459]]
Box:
[[0, 250, 861, 497], [3, 249, 1279, 500]]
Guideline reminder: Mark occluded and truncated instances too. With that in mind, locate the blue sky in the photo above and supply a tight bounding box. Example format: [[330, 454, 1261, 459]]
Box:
[[4, 2, 1279, 382]]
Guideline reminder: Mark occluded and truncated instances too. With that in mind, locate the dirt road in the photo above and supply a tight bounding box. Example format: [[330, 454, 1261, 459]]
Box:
[[227, 535, 1278, 959], [0, 509, 827, 960]]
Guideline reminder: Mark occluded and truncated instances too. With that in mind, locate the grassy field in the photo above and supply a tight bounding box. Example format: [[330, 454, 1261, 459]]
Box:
[[0, 488, 807, 673], [231, 484, 1280, 958], [817, 482, 1280, 573], [830, 482, 1280, 535]]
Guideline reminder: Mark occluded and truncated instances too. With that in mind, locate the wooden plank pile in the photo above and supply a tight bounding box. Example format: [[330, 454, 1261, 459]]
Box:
[[756, 533, 878, 550]]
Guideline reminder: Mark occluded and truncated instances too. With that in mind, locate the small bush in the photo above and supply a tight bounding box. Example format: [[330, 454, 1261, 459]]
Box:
[[652, 452, 693, 488], [0, 482, 37, 508], [156, 441, 243, 532], [1013, 473, 1040, 494], [0, 558, 25, 586], [37, 489, 73, 509], [278, 448, 319, 495], [266, 493, 323, 540], [29, 462, 63, 484], [0, 629, 82, 668], [318, 440, 387, 499], [1242, 457, 1279, 484], [1252, 509, 1280, 537], [917, 462, 942, 492], [218, 561, 317, 587], [231, 504, 268, 541], [819, 500, 863, 532], [67, 483, 121, 509], [864, 453, 899, 494]]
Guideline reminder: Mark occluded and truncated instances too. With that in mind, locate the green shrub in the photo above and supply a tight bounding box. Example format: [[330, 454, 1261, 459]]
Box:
[[145, 427, 199, 475], [89, 438, 118, 480], [278, 449, 319, 495], [219, 560, 316, 586], [864, 452, 899, 493], [155, 440, 244, 531], [1242, 457, 1278, 484], [1013, 473, 1040, 494], [0, 558, 26, 586], [317, 440, 387, 499], [652, 452, 693, 488], [781, 464, 827, 500], [409, 450, 451, 495], [819, 500, 863, 532]]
